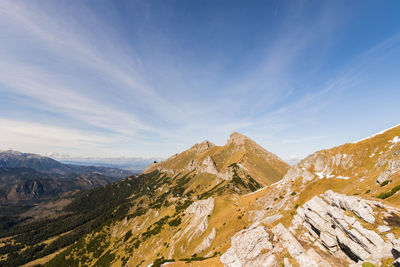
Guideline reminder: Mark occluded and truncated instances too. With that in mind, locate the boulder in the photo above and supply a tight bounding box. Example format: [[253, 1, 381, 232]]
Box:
[[220, 226, 273, 267], [323, 190, 375, 223], [272, 223, 331, 267]]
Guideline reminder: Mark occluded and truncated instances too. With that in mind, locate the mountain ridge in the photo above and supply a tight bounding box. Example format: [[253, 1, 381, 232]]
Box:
[[0, 150, 133, 178], [144, 132, 289, 188]]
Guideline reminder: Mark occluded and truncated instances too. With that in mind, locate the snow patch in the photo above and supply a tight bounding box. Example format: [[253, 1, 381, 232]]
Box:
[[369, 153, 375, 158], [243, 186, 268, 197], [315, 170, 334, 179], [389, 136, 400, 144], [336, 175, 350, 180]]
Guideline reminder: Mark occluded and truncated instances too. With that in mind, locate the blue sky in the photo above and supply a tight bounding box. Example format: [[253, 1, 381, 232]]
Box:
[[0, 0, 400, 160]]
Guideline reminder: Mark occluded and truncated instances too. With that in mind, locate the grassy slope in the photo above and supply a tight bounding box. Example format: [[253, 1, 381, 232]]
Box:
[[34, 135, 288, 266], [145, 133, 289, 187]]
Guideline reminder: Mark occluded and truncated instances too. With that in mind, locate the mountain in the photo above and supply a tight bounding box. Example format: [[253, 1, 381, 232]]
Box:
[[1, 127, 400, 267], [145, 132, 289, 190], [0, 150, 134, 205], [0, 167, 113, 205], [0, 132, 289, 266], [55, 156, 163, 172], [0, 150, 133, 177]]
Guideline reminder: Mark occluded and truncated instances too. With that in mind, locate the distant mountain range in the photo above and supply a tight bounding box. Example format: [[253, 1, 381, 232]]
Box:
[[0, 150, 135, 205], [56, 157, 163, 172]]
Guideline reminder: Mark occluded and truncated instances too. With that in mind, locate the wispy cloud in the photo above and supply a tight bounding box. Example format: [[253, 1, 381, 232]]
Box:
[[0, 0, 183, 127], [0, 118, 116, 152], [0, 1, 398, 158]]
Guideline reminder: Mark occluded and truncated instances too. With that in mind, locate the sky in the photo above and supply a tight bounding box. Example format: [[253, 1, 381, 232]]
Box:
[[0, 0, 400, 161]]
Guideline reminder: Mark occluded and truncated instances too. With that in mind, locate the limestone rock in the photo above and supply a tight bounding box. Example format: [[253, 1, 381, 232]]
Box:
[[265, 254, 278, 267], [183, 198, 214, 242], [226, 132, 250, 146], [194, 228, 216, 254], [190, 140, 215, 153], [199, 156, 219, 175], [220, 226, 273, 267], [378, 225, 391, 233], [272, 223, 331, 267], [323, 190, 375, 223], [283, 257, 292, 267], [294, 191, 396, 265], [377, 158, 400, 183]]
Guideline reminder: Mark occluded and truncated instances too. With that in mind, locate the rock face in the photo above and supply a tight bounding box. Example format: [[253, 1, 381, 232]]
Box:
[[220, 223, 332, 267], [293, 190, 400, 266], [323, 190, 376, 223], [226, 132, 249, 146], [377, 158, 400, 183], [271, 223, 331, 267], [186, 156, 232, 180], [220, 226, 273, 267], [182, 198, 214, 242], [194, 228, 216, 254]]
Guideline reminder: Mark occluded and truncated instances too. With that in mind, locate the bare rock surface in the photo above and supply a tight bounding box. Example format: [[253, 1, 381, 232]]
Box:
[[294, 191, 397, 265], [194, 228, 216, 254], [182, 198, 214, 242], [220, 226, 273, 267], [272, 223, 331, 267]]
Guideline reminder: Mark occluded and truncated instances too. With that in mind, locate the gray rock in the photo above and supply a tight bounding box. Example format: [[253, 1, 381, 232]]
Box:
[[194, 228, 216, 254], [182, 198, 214, 242], [220, 226, 273, 267], [378, 225, 391, 232], [272, 223, 331, 267], [294, 191, 395, 265], [265, 254, 279, 267], [377, 159, 400, 183], [283, 257, 292, 267], [324, 190, 375, 223]]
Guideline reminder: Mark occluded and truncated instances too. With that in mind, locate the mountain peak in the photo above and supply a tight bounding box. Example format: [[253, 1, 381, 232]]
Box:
[[226, 132, 251, 146], [1, 150, 24, 156], [189, 140, 215, 153]]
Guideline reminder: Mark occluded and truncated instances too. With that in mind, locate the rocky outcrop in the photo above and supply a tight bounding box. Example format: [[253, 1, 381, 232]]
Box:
[[271, 223, 331, 267], [190, 140, 215, 153], [220, 223, 332, 267], [220, 226, 273, 267], [182, 198, 214, 242], [293, 190, 399, 266], [198, 156, 219, 175], [323, 190, 375, 223], [226, 132, 250, 147], [194, 228, 216, 254], [185, 156, 252, 182], [185, 156, 233, 181], [377, 158, 400, 183]]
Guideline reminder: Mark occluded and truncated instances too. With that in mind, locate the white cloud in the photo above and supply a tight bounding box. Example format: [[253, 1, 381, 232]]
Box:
[[0, 118, 116, 152]]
